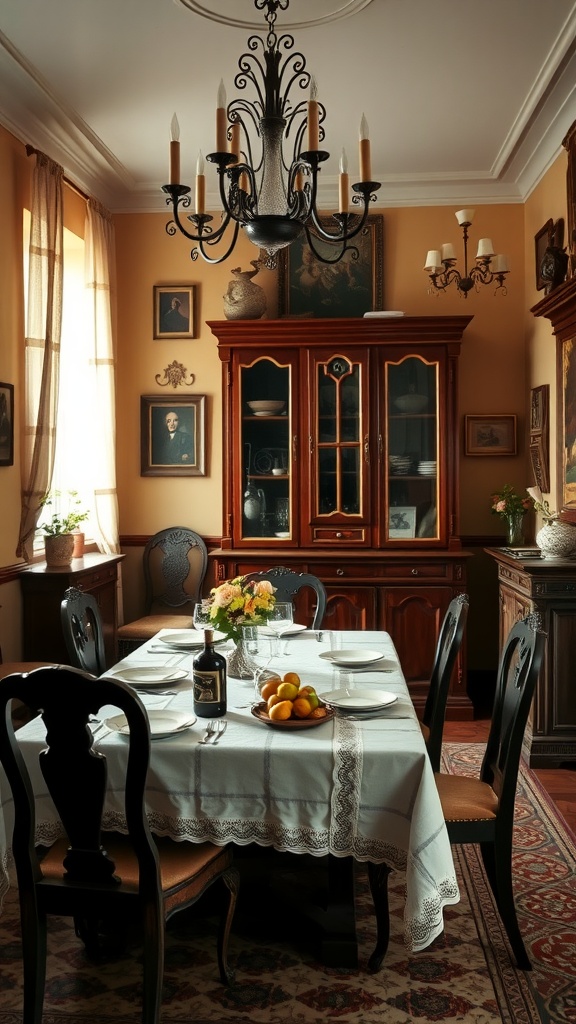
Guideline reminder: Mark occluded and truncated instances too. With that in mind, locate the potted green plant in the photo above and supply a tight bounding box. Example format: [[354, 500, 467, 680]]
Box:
[[39, 490, 90, 566]]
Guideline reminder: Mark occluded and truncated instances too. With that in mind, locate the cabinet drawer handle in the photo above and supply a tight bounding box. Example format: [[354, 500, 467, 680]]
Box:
[[337, 568, 344, 575], [336, 532, 343, 539], [411, 568, 419, 576]]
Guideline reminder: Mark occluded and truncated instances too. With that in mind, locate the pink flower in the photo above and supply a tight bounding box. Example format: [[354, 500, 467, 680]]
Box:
[[495, 500, 506, 513]]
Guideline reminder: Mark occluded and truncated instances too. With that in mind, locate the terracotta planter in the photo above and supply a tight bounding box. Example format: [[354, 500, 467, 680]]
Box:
[[72, 531, 85, 558], [44, 534, 75, 567]]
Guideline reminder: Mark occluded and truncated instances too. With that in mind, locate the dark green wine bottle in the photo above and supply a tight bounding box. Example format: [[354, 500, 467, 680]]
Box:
[[193, 629, 227, 718]]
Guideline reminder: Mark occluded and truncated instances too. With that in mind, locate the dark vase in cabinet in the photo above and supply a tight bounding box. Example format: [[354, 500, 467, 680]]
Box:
[[208, 316, 473, 718]]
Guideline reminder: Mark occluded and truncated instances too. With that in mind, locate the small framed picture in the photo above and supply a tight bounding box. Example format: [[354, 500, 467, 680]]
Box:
[[464, 415, 517, 456], [153, 285, 196, 339], [529, 384, 550, 492], [535, 219, 553, 291], [0, 381, 14, 467], [389, 506, 417, 539], [141, 394, 206, 476]]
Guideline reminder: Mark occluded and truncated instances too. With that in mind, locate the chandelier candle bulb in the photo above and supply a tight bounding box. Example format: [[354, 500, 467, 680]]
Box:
[[359, 114, 371, 182], [339, 148, 349, 213], [307, 76, 319, 151], [216, 79, 227, 152], [476, 237, 495, 258], [170, 114, 180, 185], [195, 151, 205, 215]]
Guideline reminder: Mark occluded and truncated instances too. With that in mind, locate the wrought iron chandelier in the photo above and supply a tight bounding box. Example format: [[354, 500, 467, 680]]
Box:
[[424, 209, 510, 298], [162, 0, 380, 268]]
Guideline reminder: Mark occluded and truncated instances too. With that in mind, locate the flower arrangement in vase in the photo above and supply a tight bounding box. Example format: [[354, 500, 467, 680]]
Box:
[[206, 576, 277, 678], [527, 486, 576, 559], [490, 485, 533, 547]]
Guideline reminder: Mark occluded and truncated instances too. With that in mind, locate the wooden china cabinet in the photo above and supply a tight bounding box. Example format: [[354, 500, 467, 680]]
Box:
[[208, 316, 473, 718]]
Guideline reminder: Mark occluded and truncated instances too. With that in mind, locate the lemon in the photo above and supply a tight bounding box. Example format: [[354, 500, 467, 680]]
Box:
[[277, 681, 299, 700], [269, 700, 293, 721]]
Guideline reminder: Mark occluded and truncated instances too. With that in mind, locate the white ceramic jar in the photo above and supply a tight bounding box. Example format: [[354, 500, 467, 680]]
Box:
[[535, 519, 576, 559]]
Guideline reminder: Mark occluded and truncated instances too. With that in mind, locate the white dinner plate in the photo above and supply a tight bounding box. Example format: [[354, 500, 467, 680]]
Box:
[[105, 710, 197, 738], [258, 623, 307, 636], [318, 649, 388, 667], [318, 688, 398, 711], [159, 630, 226, 647], [110, 667, 188, 687]]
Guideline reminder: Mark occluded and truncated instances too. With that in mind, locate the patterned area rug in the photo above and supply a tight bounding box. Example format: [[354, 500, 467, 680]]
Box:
[[0, 743, 573, 1024]]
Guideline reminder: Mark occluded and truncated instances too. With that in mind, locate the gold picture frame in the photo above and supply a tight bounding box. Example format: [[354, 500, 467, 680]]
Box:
[[464, 415, 517, 456], [140, 394, 206, 477], [153, 285, 196, 339]]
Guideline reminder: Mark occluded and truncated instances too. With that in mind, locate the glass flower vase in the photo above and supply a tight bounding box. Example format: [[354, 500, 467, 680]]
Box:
[[506, 512, 525, 547], [226, 626, 259, 680]]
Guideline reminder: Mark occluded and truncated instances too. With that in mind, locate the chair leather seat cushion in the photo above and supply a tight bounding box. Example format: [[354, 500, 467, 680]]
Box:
[[117, 614, 193, 639], [41, 835, 233, 903], [434, 772, 499, 821]]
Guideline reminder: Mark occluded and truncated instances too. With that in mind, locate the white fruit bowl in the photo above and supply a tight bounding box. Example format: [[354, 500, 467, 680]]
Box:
[[394, 393, 428, 413], [247, 400, 285, 415]]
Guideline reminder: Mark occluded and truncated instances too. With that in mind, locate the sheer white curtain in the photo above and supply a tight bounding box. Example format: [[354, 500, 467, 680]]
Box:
[[17, 152, 63, 561], [84, 198, 119, 553]]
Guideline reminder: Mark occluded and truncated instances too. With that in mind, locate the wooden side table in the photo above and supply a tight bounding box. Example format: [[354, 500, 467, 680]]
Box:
[[20, 553, 124, 668]]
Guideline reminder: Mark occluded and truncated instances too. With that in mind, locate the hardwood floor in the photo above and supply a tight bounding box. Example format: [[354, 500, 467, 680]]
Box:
[[444, 720, 576, 835]]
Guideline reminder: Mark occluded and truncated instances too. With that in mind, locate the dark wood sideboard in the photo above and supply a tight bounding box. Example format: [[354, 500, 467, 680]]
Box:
[[20, 553, 124, 668], [486, 547, 576, 767]]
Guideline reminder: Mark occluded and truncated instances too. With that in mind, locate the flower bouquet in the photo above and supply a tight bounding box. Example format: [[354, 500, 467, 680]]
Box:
[[490, 485, 533, 546], [207, 576, 276, 643]]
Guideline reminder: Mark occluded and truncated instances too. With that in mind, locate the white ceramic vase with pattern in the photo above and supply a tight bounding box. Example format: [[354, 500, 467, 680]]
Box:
[[535, 520, 576, 560]]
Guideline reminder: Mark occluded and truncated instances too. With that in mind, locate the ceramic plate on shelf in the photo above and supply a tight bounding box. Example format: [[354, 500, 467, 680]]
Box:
[[319, 689, 398, 711], [318, 649, 389, 667], [110, 667, 188, 686], [251, 702, 334, 729], [105, 710, 196, 739], [158, 630, 226, 647]]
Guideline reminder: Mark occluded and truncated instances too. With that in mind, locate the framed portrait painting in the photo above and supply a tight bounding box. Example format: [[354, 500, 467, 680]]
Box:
[[153, 285, 196, 339], [141, 394, 206, 477], [464, 415, 517, 456], [388, 506, 416, 539], [560, 336, 576, 515], [0, 381, 14, 466], [278, 214, 383, 318], [529, 384, 550, 492], [535, 219, 553, 291]]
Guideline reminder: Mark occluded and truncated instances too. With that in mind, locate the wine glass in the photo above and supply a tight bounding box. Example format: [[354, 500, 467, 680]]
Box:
[[193, 601, 212, 634], [252, 635, 274, 702], [267, 602, 294, 655]]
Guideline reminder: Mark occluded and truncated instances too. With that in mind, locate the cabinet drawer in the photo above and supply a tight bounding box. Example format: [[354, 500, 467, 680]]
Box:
[[317, 561, 453, 581], [312, 528, 366, 543], [381, 562, 452, 580], [72, 565, 117, 588]]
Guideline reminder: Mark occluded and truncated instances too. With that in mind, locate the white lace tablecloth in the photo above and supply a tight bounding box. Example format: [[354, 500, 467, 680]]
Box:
[[0, 629, 459, 951]]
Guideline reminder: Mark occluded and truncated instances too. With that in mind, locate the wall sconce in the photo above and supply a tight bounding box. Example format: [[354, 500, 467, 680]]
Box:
[[424, 209, 510, 298]]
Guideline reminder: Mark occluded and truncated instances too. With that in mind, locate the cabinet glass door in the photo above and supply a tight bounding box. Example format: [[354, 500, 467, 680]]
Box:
[[385, 355, 439, 543], [239, 356, 292, 542]]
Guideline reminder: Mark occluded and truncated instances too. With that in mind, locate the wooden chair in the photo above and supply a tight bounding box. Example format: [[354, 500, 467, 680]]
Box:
[[250, 566, 327, 629], [368, 613, 545, 973], [419, 593, 469, 772], [117, 527, 208, 657], [0, 665, 238, 1024], [61, 585, 107, 675]]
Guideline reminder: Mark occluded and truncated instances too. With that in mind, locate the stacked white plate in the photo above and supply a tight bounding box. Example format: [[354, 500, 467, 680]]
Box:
[[418, 460, 437, 476], [389, 455, 412, 475], [318, 688, 398, 713]]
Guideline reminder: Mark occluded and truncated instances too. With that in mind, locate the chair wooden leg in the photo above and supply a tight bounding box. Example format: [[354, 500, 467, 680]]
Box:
[[142, 900, 164, 1024], [217, 866, 239, 985], [480, 840, 531, 971], [21, 901, 47, 1024], [367, 862, 391, 972]]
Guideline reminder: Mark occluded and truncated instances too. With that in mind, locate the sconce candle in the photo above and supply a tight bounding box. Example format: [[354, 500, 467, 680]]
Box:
[[170, 113, 180, 185], [195, 151, 205, 215], [216, 79, 227, 152], [359, 114, 371, 182], [338, 148, 349, 213], [307, 77, 319, 151]]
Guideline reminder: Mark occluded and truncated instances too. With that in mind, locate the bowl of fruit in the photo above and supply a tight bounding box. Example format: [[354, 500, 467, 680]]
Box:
[[251, 672, 333, 729]]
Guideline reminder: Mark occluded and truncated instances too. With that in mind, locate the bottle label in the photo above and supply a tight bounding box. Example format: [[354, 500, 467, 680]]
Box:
[[193, 669, 225, 704]]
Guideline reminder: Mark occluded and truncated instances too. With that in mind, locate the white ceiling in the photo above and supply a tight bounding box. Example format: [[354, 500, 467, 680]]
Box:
[[0, 0, 575, 213]]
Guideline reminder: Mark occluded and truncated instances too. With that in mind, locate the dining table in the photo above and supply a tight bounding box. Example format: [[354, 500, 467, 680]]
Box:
[[0, 627, 460, 966]]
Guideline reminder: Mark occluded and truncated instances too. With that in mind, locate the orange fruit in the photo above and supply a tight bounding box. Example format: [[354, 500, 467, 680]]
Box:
[[267, 693, 282, 709], [282, 672, 301, 688], [292, 697, 312, 719], [260, 677, 281, 701], [277, 681, 299, 700], [269, 700, 293, 721], [298, 688, 319, 710], [310, 706, 328, 719]]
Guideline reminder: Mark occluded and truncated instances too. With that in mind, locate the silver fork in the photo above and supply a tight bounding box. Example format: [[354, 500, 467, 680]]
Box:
[[199, 721, 216, 744], [211, 720, 227, 744]]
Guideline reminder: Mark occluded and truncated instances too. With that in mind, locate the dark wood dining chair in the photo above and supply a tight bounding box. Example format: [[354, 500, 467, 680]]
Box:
[[367, 613, 545, 973], [419, 593, 469, 771], [61, 585, 107, 675], [0, 665, 238, 1024], [250, 566, 327, 628], [117, 527, 208, 656]]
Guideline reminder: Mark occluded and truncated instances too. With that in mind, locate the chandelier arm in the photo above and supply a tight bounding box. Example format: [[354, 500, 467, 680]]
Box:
[[192, 220, 241, 264], [303, 220, 360, 265], [162, 189, 229, 245]]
